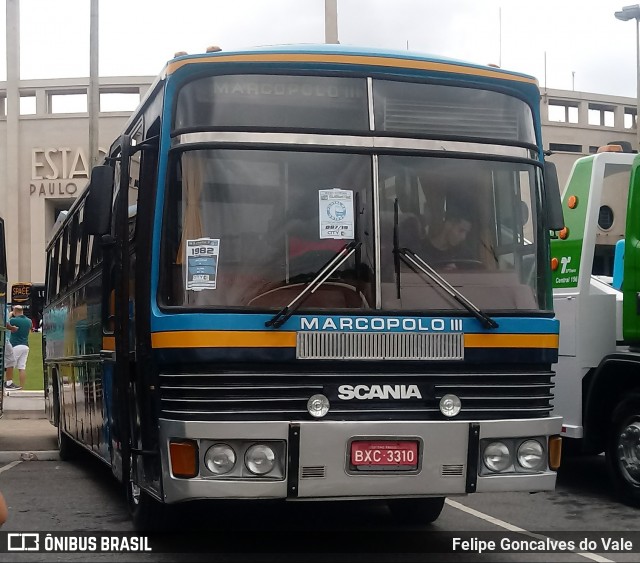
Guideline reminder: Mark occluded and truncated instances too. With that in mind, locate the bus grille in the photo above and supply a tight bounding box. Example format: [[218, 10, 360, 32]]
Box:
[[296, 332, 463, 360], [158, 367, 554, 422]]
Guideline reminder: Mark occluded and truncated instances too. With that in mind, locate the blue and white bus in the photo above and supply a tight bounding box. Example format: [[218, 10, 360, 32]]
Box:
[[44, 45, 564, 529]]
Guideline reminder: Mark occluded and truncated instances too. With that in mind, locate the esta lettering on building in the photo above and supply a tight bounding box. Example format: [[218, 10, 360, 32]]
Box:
[[29, 147, 106, 197]]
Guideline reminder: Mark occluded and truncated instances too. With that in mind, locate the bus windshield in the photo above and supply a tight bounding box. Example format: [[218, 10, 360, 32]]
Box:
[[159, 149, 545, 312]]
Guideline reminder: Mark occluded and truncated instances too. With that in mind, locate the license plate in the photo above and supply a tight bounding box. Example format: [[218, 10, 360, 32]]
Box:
[[350, 440, 419, 471]]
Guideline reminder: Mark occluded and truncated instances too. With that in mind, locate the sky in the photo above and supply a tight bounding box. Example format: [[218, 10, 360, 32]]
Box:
[[0, 0, 638, 98]]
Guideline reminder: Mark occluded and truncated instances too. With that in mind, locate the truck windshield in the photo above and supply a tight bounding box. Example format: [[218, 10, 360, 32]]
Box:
[[159, 150, 546, 312]]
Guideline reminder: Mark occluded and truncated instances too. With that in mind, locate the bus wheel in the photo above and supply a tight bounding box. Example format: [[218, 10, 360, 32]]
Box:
[[606, 395, 640, 507], [56, 408, 76, 461], [386, 497, 445, 525], [126, 459, 169, 531]]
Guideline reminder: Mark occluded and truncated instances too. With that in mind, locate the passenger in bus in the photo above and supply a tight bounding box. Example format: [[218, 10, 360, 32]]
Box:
[[422, 202, 474, 268], [8, 305, 32, 390]]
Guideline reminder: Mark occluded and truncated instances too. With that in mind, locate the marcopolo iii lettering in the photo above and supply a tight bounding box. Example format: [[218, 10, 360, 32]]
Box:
[[300, 316, 461, 332], [337, 384, 422, 400]]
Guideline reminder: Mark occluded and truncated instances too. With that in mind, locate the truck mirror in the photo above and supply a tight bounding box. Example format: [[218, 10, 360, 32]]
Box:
[[84, 165, 114, 236], [544, 161, 565, 231]]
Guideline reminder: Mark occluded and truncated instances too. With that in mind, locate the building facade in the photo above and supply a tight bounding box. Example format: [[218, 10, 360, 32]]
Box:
[[542, 87, 638, 190], [0, 76, 154, 288], [0, 79, 636, 290]]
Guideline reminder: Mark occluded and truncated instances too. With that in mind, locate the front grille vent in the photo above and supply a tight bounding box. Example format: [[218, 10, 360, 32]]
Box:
[[297, 332, 464, 360], [301, 466, 326, 479], [158, 368, 554, 422], [441, 464, 464, 476]]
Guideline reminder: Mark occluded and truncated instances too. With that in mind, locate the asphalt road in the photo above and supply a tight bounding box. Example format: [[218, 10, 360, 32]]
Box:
[[1, 451, 639, 563]]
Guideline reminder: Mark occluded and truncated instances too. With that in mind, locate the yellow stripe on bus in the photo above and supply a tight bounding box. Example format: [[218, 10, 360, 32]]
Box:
[[464, 333, 558, 349], [165, 53, 537, 85], [147, 331, 556, 350], [151, 330, 297, 349]]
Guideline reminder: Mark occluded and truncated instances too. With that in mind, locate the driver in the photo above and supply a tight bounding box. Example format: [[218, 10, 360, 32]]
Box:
[[423, 202, 473, 267]]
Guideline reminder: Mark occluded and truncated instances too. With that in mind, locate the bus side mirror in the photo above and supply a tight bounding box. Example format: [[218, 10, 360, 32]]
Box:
[[84, 165, 114, 236], [544, 161, 565, 231]]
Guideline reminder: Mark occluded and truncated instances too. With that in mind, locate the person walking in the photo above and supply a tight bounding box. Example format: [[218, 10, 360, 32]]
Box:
[[8, 305, 31, 390]]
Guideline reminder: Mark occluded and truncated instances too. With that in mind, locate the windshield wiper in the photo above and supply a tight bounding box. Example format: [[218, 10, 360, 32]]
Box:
[[396, 247, 499, 330], [266, 240, 361, 329]]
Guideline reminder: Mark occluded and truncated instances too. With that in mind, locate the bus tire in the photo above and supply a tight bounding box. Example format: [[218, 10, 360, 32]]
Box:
[[386, 497, 445, 525], [606, 395, 640, 507], [56, 400, 76, 461], [126, 459, 170, 531]]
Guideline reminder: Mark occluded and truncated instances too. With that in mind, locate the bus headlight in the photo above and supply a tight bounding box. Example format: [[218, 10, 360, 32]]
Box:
[[204, 444, 236, 475], [245, 444, 276, 475], [482, 441, 512, 472], [517, 439, 545, 471]]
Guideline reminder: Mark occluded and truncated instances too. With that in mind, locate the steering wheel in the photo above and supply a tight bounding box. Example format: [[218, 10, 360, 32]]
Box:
[[288, 249, 348, 279], [432, 259, 484, 271]]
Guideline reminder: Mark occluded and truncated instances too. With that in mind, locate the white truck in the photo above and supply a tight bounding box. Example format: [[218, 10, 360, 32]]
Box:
[[552, 144, 640, 505]]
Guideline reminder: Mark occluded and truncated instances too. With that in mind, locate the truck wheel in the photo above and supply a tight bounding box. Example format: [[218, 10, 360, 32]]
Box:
[[606, 396, 640, 506], [387, 497, 445, 525]]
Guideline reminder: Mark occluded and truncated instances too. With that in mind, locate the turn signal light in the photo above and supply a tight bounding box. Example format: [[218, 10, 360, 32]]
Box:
[[558, 227, 569, 240], [169, 440, 198, 478], [567, 195, 578, 209], [551, 257, 559, 271], [548, 436, 562, 470]]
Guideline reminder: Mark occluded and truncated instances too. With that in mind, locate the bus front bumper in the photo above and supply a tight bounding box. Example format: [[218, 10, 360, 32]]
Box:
[[159, 417, 562, 504]]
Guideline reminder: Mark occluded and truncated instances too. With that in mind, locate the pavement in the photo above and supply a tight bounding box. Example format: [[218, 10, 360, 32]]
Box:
[[0, 389, 59, 462]]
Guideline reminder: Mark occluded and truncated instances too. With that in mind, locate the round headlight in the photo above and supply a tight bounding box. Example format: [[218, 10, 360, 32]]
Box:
[[517, 440, 545, 471], [307, 394, 330, 418], [204, 443, 236, 475], [245, 444, 276, 475], [483, 441, 512, 472], [439, 394, 462, 417]]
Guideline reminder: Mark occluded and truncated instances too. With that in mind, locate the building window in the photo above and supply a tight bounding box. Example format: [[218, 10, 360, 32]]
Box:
[[625, 107, 637, 129], [49, 92, 87, 114], [588, 103, 615, 127], [589, 146, 600, 154], [100, 92, 140, 112], [548, 101, 579, 123], [20, 94, 36, 115], [549, 143, 582, 153]]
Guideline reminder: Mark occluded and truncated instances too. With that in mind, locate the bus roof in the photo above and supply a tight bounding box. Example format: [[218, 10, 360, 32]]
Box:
[[161, 43, 538, 86]]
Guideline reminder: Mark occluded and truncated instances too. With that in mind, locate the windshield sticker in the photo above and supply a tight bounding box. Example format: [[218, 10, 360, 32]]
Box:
[[185, 238, 220, 291], [319, 189, 354, 240]]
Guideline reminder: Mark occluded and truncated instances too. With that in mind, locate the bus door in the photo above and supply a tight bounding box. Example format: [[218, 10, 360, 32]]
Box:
[[103, 134, 138, 482]]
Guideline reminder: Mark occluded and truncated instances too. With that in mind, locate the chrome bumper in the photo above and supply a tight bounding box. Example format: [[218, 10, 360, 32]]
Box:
[[159, 417, 562, 503]]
